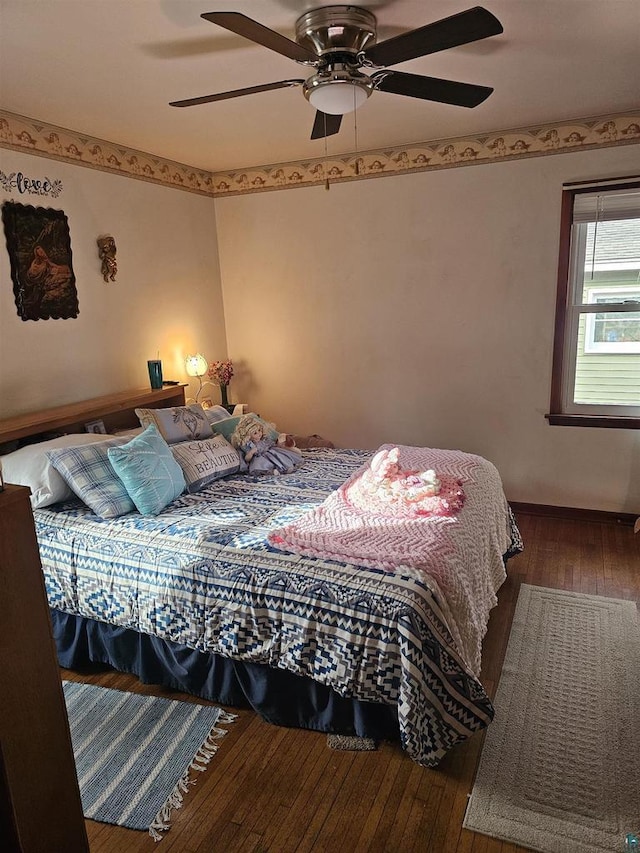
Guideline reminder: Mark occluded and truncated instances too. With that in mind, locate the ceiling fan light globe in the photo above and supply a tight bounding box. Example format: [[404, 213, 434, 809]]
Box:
[[306, 79, 370, 115]]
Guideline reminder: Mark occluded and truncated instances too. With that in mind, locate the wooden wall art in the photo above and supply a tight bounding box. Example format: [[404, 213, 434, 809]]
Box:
[[97, 234, 117, 282], [1, 201, 79, 321]]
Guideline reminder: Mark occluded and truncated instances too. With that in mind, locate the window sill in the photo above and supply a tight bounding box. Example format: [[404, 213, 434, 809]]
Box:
[[545, 414, 640, 429]]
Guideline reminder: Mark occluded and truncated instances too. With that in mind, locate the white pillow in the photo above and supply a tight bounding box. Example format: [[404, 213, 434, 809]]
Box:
[[1, 433, 115, 508], [112, 426, 144, 437]]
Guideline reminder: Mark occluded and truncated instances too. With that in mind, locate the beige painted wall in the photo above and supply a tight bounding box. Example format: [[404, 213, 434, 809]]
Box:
[[2, 143, 638, 513], [0, 150, 226, 416], [215, 145, 640, 514]]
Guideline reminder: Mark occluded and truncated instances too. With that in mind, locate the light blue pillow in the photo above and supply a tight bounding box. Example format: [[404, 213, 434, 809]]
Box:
[[107, 424, 185, 515], [46, 437, 134, 519], [211, 413, 279, 444]]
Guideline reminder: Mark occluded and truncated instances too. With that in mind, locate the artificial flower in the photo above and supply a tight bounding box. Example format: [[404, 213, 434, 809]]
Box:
[[208, 359, 234, 386]]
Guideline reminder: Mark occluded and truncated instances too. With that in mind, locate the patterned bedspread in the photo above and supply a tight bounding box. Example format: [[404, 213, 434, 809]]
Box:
[[35, 446, 522, 766]]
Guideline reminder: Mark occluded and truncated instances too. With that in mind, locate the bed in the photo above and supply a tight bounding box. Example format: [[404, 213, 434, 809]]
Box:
[[0, 388, 522, 767]]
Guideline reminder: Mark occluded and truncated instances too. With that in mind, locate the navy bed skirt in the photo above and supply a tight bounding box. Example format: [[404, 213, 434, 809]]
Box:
[[51, 609, 400, 741]]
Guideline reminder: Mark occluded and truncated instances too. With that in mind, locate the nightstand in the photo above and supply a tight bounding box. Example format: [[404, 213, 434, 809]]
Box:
[[0, 486, 89, 852]]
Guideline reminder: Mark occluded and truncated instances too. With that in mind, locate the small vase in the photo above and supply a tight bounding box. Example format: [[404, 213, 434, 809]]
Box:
[[220, 384, 233, 413]]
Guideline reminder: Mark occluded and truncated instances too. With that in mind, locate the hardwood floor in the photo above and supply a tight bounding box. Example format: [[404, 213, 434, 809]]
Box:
[[61, 512, 640, 853]]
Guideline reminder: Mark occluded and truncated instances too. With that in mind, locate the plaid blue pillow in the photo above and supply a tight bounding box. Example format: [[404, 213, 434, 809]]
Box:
[[107, 424, 185, 515], [46, 437, 134, 519]]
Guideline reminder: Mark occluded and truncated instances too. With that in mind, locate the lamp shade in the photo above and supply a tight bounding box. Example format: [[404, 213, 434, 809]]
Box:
[[185, 353, 208, 377]]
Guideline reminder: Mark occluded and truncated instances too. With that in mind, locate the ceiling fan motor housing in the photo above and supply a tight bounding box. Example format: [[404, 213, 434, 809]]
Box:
[[296, 6, 378, 114], [295, 6, 377, 59]]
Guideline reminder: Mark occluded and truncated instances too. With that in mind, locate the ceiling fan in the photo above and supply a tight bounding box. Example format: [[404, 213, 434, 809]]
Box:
[[169, 5, 503, 140]]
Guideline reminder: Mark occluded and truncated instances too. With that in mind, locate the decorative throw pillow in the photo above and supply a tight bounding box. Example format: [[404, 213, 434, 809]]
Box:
[[171, 434, 241, 493], [46, 437, 134, 518], [107, 424, 185, 515], [1, 433, 118, 509], [203, 405, 233, 424], [135, 404, 213, 444], [211, 413, 279, 444]]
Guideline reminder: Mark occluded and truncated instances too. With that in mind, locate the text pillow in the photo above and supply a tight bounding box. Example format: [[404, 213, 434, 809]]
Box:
[[107, 424, 185, 515], [135, 404, 213, 444], [171, 434, 241, 493], [46, 437, 133, 518]]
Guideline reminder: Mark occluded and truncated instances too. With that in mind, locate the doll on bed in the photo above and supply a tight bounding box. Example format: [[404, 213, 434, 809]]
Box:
[[231, 414, 302, 476]]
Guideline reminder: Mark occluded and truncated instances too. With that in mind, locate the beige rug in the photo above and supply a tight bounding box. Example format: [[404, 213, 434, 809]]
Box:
[[463, 584, 640, 853]]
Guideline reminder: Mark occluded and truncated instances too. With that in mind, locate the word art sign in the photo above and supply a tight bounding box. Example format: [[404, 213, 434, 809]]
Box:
[[0, 170, 63, 198]]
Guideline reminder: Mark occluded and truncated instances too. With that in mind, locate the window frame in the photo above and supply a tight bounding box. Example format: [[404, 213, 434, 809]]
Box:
[[547, 178, 640, 429]]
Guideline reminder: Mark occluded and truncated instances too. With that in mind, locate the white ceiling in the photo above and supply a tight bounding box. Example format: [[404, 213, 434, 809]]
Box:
[[0, 0, 638, 174]]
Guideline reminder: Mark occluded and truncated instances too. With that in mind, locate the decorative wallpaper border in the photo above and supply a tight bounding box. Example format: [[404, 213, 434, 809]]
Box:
[[0, 111, 215, 197], [1, 108, 638, 198]]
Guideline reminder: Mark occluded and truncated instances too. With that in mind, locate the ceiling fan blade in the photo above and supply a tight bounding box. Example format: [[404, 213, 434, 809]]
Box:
[[201, 12, 318, 63], [170, 79, 304, 108], [371, 70, 493, 107], [310, 111, 342, 140], [365, 6, 503, 67]]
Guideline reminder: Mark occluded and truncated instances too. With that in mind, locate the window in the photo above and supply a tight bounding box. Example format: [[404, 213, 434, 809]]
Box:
[[548, 180, 640, 428], [584, 286, 640, 354]]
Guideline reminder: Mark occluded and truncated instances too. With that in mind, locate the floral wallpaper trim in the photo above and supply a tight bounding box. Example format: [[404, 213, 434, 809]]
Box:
[[213, 114, 640, 196], [1, 109, 638, 198], [0, 111, 215, 197]]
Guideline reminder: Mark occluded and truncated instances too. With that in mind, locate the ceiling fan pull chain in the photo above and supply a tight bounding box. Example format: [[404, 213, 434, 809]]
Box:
[[324, 116, 330, 191], [354, 87, 360, 175]]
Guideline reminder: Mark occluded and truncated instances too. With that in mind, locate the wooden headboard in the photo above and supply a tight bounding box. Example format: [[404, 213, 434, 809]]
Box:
[[0, 385, 187, 451]]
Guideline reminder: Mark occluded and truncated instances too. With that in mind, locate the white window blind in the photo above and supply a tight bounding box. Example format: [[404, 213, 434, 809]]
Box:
[[572, 188, 640, 223]]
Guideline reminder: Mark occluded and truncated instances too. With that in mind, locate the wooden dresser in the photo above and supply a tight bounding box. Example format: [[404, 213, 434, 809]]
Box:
[[0, 485, 89, 852]]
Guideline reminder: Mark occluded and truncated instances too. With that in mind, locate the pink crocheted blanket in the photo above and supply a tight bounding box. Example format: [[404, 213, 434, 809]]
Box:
[[268, 445, 472, 573], [269, 444, 510, 674]]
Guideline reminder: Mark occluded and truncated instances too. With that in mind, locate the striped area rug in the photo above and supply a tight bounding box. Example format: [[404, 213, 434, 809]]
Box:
[[63, 681, 236, 840]]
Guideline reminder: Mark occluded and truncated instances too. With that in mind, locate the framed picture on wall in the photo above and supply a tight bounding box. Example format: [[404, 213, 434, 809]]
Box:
[[1, 201, 79, 321]]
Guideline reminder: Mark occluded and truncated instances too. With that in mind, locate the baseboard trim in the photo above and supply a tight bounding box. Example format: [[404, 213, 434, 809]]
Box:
[[509, 501, 637, 527]]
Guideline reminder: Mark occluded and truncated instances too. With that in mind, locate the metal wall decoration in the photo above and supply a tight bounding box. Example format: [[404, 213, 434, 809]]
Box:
[[1, 201, 79, 321], [97, 234, 117, 282]]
